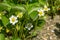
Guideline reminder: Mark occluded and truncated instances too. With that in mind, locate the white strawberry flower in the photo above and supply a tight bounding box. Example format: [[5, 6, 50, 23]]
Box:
[[25, 23, 33, 30], [43, 5, 50, 11], [9, 15, 18, 25], [38, 9, 45, 16]]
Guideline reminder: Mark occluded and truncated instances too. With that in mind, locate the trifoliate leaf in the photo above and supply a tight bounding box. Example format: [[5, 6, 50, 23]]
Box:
[[30, 11, 38, 21]]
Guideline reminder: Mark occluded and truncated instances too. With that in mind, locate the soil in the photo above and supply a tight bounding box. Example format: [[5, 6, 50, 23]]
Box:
[[31, 15, 60, 40]]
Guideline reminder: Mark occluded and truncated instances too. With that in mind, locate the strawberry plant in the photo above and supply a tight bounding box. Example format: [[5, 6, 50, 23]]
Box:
[[0, 0, 50, 40]]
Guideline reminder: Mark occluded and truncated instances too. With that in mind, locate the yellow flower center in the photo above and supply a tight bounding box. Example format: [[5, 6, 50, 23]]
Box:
[[0, 27, 3, 31], [17, 13, 23, 18], [6, 29, 10, 33], [39, 11, 43, 15], [11, 17, 15, 22], [44, 7, 48, 11]]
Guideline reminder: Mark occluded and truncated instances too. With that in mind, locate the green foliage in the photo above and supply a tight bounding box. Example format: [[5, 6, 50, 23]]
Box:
[[0, 34, 5, 40], [31, 31, 37, 37], [12, 37, 21, 40], [30, 11, 38, 21], [48, 0, 60, 19], [1, 15, 9, 26], [0, 0, 51, 40], [37, 19, 45, 27], [39, 0, 46, 5], [0, 3, 11, 11]]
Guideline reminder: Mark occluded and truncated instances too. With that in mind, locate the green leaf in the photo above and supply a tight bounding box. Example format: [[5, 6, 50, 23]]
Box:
[[10, 5, 25, 14], [5, 37, 10, 40], [30, 11, 38, 21], [38, 19, 45, 27], [35, 19, 45, 30], [29, 0, 38, 3], [1, 16, 9, 26], [31, 31, 37, 37], [28, 7, 40, 14], [12, 38, 21, 40], [36, 26, 43, 31], [0, 3, 11, 11], [0, 34, 5, 40], [39, 0, 46, 5]]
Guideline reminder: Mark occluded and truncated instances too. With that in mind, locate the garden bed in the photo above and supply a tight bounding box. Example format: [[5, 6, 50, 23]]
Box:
[[0, 0, 60, 40]]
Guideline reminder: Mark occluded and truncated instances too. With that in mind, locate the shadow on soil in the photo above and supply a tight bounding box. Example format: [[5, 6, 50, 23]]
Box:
[[54, 23, 60, 38]]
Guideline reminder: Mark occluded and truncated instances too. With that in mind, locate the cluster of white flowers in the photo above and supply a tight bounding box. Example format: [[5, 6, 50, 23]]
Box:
[[9, 5, 50, 30], [9, 12, 24, 25], [38, 5, 50, 17], [9, 15, 33, 30]]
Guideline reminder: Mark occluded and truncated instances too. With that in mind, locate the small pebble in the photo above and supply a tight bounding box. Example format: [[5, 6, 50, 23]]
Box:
[[47, 27, 50, 30], [50, 36, 52, 39], [51, 25, 54, 27], [51, 30, 54, 33], [43, 38, 47, 40]]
